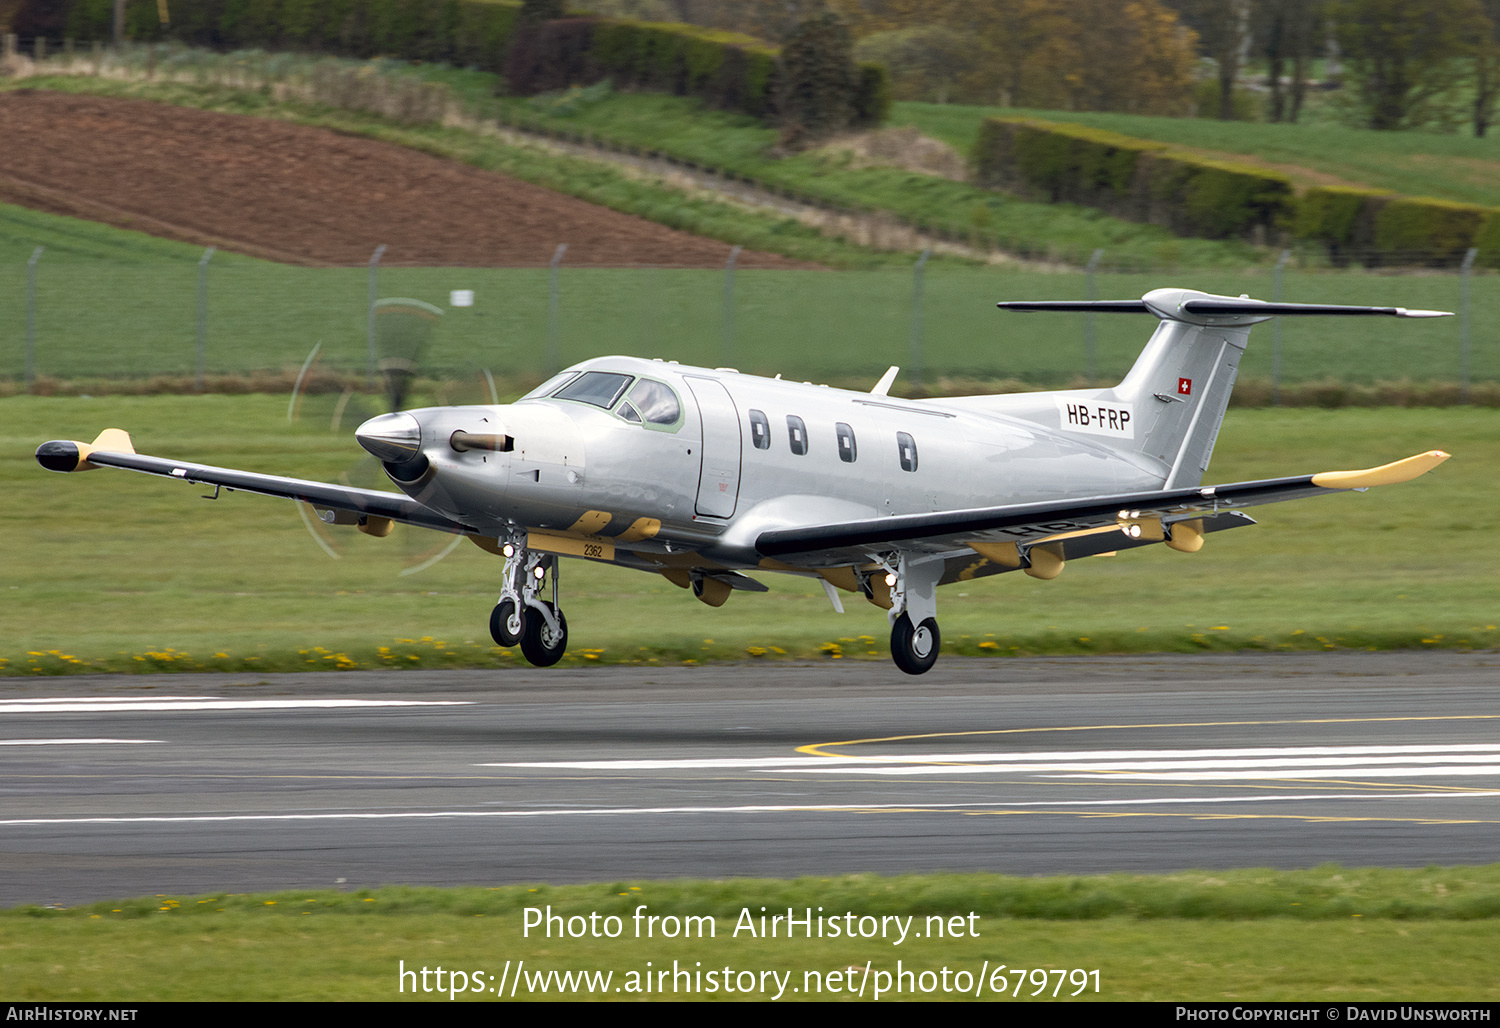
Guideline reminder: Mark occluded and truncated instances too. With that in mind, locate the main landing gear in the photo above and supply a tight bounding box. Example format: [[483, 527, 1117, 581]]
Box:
[[489, 540, 569, 667], [879, 554, 945, 676]]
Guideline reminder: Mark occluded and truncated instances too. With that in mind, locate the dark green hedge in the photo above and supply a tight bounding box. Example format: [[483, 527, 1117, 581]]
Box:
[[1295, 186, 1497, 267], [54, 0, 523, 71], [974, 116, 1292, 241], [586, 19, 779, 118]]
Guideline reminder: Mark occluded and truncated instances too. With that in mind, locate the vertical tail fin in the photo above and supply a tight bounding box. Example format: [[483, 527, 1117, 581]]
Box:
[[988, 289, 1452, 489]]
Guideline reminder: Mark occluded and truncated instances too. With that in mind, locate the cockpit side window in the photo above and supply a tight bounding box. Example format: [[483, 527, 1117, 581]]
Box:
[[554, 371, 634, 409], [628, 379, 681, 426]]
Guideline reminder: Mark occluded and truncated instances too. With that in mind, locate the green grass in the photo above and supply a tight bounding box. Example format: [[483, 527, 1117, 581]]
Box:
[[2, 253, 1495, 384], [893, 101, 1500, 206], [3, 398, 1495, 673], [6, 869, 1500, 1000], [0, 202, 270, 265]]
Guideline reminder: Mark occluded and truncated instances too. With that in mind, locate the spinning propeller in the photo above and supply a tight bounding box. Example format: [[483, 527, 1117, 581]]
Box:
[[287, 298, 498, 575]]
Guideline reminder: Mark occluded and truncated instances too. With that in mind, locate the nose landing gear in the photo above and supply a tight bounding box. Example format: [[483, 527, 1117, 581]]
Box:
[[490, 539, 569, 667]]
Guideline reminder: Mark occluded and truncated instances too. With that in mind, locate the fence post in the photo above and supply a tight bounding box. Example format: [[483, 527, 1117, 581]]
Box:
[[546, 243, 568, 375], [2, 34, 16, 63], [1271, 247, 1291, 406], [113, 0, 126, 48], [366, 244, 386, 388], [195, 246, 215, 392], [721, 245, 741, 366], [25, 247, 43, 389], [909, 247, 931, 391], [1084, 248, 1103, 382], [1461, 247, 1477, 404]]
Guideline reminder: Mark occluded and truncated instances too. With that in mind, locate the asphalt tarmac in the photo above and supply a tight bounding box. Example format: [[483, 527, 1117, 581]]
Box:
[[3, 651, 1498, 907]]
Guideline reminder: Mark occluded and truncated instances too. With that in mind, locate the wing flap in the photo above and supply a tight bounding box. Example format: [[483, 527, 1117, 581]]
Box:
[[755, 451, 1447, 564]]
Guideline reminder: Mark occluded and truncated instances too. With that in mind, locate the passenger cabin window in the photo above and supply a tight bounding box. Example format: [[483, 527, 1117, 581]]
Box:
[[835, 423, 857, 463], [627, 379, 681, 425], [786, 415, 808, 455], [749, 410, 771, 449], [554, 371, 633, 409], [897, 431, 918, 472]]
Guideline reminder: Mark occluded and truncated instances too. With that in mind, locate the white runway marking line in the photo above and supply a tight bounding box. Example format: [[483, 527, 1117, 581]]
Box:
[[0, 739, 163, 746], [5, 791, 1500, 827], [0, 698, 473, 714], [484, 744, 1500, 782]]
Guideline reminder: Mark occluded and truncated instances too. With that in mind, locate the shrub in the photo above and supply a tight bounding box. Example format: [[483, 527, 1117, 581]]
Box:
[[975, 116, 1292, 240], [1294, 187, 1497, 268], [775, 12, 856, 140]]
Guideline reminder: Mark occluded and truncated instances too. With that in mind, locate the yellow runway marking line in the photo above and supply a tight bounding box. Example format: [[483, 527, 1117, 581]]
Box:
[[795, 715, 1500, 760]]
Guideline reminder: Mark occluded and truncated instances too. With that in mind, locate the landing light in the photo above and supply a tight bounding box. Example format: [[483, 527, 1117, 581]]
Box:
[[885, 573, 897, 587], [534, 566, 546, 580], [502, 543, 515, 558]]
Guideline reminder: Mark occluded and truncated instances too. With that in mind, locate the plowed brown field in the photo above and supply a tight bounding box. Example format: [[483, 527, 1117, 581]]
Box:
[[0, 89, 814, 268]]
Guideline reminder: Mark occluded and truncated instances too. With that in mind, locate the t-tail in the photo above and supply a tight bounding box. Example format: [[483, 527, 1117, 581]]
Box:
[[985, 288, 1451, 489]]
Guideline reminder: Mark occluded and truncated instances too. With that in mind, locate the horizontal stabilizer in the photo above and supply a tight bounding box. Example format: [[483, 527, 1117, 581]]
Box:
[[1180, 299, 1452, 319], [998, 293, 1453, 321], [997, 301, 1151, 313]]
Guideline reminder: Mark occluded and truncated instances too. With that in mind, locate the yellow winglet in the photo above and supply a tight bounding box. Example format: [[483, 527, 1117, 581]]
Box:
[[75, 428, 136, 468], [1311, 450, 1450, 489]]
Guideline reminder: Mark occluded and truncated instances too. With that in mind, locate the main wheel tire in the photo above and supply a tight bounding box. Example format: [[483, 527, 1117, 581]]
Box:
[[890, 613, 940, 675], [519, 603, 568, 668], [489, 598, 522, 647]]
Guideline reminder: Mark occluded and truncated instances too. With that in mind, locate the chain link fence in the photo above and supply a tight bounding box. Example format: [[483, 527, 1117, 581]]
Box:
[[5, 247, 1496, 399]]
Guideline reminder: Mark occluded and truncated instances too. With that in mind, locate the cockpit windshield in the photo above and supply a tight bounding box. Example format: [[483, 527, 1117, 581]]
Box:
[[520, 371, 579, 400], [553, 371, 634, 409]]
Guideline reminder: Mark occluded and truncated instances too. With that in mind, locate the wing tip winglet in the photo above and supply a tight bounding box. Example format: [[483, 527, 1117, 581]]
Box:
[[35, 428, 135, 473], [1311, 450, 1451, 489]]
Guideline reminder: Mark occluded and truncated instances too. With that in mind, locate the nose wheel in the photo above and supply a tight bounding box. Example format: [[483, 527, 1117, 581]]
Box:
[[492, 541, 570, 667], [489, 598, 522, 647]]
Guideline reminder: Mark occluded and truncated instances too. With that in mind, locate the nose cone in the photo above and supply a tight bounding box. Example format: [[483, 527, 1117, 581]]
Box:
[[355, 411, 422, 463]]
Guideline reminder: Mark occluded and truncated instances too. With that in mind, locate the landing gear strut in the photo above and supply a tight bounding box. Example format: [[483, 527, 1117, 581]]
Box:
[[490, 539, 569, 667], [881, 553, 945, 676]]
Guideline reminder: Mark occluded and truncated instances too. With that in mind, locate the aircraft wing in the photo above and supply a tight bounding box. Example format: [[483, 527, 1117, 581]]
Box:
[[754, 450, 1449, 566], [36, 429, 472, 535]]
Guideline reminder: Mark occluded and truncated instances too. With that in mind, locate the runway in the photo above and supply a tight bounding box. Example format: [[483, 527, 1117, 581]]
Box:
[[2, 651, 1498, 907]]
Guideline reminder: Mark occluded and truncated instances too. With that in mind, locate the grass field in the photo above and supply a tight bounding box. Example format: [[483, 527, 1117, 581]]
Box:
[[3, 398, 1494, 673], [7, 869, 1500, 1000], [2, 253, 1494, 385], [893, 102, 1500, 207]]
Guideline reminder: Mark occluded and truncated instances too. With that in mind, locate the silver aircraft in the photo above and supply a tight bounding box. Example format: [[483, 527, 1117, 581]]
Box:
[[37, 288, 1452, 674]]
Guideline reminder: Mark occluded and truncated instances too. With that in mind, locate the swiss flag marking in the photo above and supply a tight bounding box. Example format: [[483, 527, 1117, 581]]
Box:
[[1178, 377, 1193, 395]]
